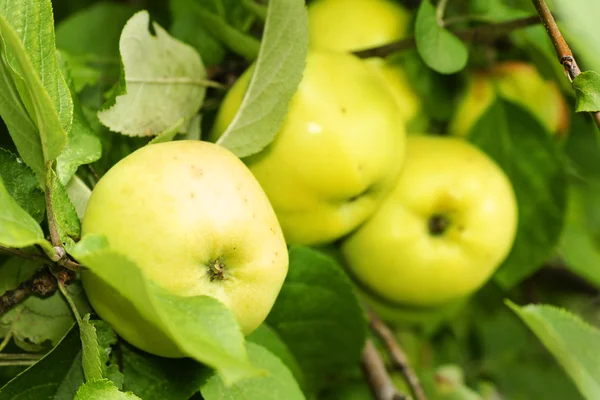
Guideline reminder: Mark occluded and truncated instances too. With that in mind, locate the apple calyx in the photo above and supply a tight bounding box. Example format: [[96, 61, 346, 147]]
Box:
[[207, 258, 228, 282], [428, 214, 451, 236]]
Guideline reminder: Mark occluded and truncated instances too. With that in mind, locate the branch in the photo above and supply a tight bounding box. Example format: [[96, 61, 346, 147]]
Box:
[[532, 0, 600, 130], [354, 15, 541, 59], [0, 266, 75, 317], [367, 309, 428, 400], [362, 339, 409, 400]]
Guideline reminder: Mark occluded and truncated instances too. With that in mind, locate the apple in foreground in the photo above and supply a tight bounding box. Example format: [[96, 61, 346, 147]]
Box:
[[80, 140, 289, 357], [307, 0, 421, 124], [449, 61, 569, 137], [341, 135, 518, 307], [210, 50, 407, 246]]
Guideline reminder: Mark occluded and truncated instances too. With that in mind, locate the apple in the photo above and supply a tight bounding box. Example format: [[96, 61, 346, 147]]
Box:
[[449, 61, 569, 137], [80, 140, 289, 357], [307, 0, 421, 124], [210, 50, 407, 246], [341, 135, 518, 307]]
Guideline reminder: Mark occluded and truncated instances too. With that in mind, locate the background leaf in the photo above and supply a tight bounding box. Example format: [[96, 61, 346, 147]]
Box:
[[508, 301, 600, 400], [0, 258, 90, 352], [469, 100, 568, 288], [0, 149, 45, 223], [214, 0, 309, 158], [415, 0, 468, 74], [120, 343, 206, 400], [200, 342, 305, 400], [74, 379, 141, 400], [97, 11, 207, 137], [266, 247, 368, 393], [0, 326, 84, 400]]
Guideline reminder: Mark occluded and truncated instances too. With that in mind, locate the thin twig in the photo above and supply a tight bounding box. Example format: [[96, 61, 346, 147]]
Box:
[[367, 309, 427, 400], [0, 266, 58, 316], [0, 353, 41, 361], [362, 339, 409, 400], [436, 0, 450, 26], [354, 15, 540, 58], [0, 245, 50, 264], [532, 0, 600, 130], [126, 77, 226, 89], [54, 270, 82, 324], [0, 360, 37, 367]]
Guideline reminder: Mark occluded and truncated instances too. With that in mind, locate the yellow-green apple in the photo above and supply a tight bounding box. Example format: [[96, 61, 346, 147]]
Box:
[[307, 0, 421, 124], [449, 61, 569, 137], [210, 50, 407, 246], [341, 135, 518, 306], [80, 140, 289, 357]]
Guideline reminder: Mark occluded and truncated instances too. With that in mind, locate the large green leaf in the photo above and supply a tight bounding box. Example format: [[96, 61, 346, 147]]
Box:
[[70, 234, 258, 386], [0, 0, 72, 180], [200, 343, 305, 400], [215, 0, 308, 158], [97, 11, 206, 137], [415, 0, 468, 75], [266, 247, 368, 393], [508, 301, 600, 400], [572, 71, 600, 113], [469, 100, 568, 288]]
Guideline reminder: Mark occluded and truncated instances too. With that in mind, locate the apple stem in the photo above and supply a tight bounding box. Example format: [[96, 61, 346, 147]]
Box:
[[362, 339, 410, 400], [532, 0, 600, 131], [367, 308, 429, 400]]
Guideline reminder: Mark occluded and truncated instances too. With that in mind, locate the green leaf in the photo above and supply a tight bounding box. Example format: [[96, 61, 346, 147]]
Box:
[[415, 0, 468, 75], [97, 11, 207, 137], [215, 0, 308, 158], [0, 174, 52, 253], [0, 326, 84, 399], [508, 301, 600, 400], [266, 247, 368, 393], [0, 0, 72, 179], [201, 342, 305, 400], [573, 71, 600, 113], [558, 182, 600, 287], [185, 1, 260, 61], [51, 171, 81, 242], [247, 324, 305, 390], [121, 343, 206, 400], [0, 258, 91, 352], [70, 235, 258, 385], [469, 100, 568, 288], [80, 314, 105, 382], [75, 379, 141, 400], [92, 319, 123, 389], [56, 53, 102, 185], [0, 148, 45, 223]]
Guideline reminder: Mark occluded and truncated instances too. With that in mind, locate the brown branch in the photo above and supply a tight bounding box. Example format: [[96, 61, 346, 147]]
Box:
[[367, 309, 428, 400], [0, 266, 75, 317], [0, 245, 50, 264], [354, 15, 541, 58], [362, 339, 409, 400], [532, 0, 600, 130]]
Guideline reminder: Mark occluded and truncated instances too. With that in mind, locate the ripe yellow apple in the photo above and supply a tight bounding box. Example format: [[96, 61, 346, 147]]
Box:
[[307, 0, 421, 123], [210, 50, 407, 246], [341, 135, 518, 306], [449, 61, 569, 137], [80, 140, 289, 357]]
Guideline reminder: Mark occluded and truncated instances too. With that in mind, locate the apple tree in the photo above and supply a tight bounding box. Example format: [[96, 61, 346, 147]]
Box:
[[0, 0, 600, 399]]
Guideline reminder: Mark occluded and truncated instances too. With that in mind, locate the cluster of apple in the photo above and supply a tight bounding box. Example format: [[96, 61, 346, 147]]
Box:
[[77, 0, 568, 357]]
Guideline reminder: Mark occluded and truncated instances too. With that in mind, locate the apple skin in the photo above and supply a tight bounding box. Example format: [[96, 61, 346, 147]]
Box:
[[341, 135, 518, 307], [210, 50, 407, 246], [81, 140, 289, 357], [449, 61, 569, 137], [307, 0, 421, 124]]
